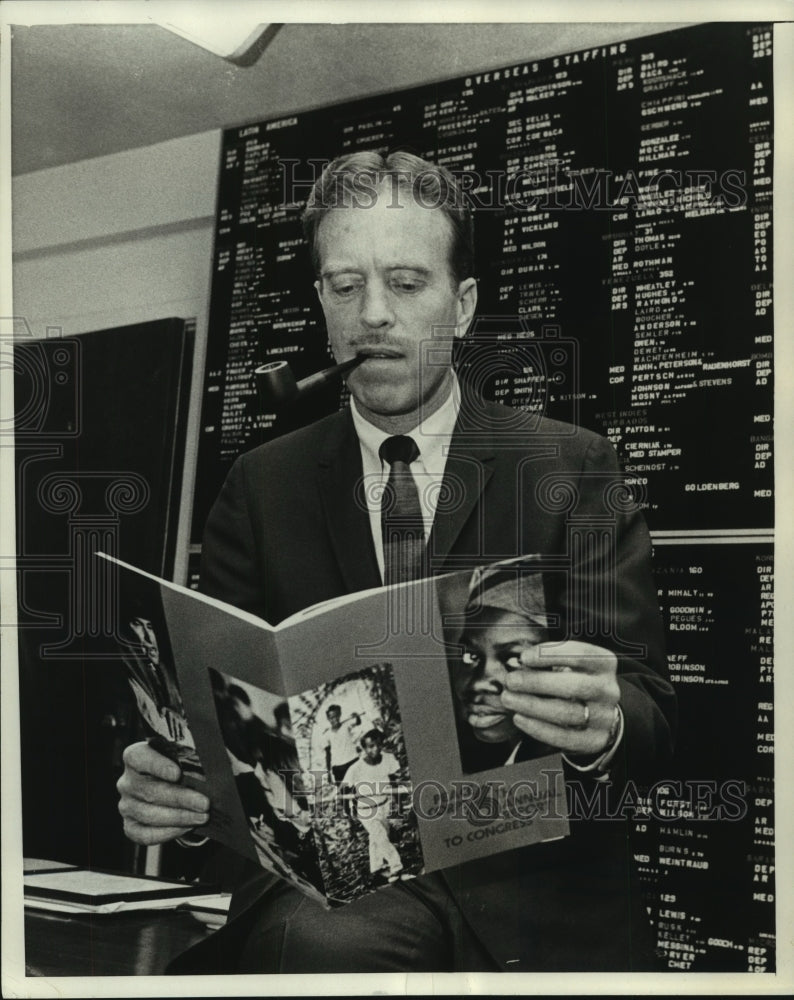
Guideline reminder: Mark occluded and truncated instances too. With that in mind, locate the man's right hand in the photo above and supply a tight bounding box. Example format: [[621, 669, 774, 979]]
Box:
[[117, 741, 210, 845]]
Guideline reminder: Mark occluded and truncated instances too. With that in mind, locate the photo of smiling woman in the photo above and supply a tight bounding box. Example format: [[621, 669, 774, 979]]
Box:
[[450, 560, 561, 775]]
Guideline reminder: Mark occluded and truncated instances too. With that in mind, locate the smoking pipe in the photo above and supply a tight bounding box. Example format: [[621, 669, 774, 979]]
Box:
[[254, 355, 364, 407]]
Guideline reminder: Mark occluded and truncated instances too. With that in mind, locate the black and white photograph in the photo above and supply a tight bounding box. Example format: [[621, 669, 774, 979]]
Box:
[[447, 557, 564, 774], [288, 663, 424, 905], [118, 584, 205, 785], [208, 669, 325, 900], [2, 2, 791, 995]]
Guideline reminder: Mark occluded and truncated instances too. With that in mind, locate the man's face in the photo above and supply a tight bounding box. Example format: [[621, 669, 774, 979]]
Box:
[[361, 735, 382, 763], [315, 180, 477, 434], [232, 697, 253, 721], [129, 616, 159, 665], [454, 610, 546, 745], [327, 708, 341, 730]]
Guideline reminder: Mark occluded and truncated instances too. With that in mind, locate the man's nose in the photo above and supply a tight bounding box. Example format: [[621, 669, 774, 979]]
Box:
[[360, 279, 394, 328], [468, 657, 508, 695]]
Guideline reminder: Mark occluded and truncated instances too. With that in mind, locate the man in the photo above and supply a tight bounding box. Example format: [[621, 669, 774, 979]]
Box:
[[125, 615, 181, 714], [323, 704, 363, 783], [121, 612, 203, 781], [117, 149, 676, 973], [341, 729, 404, 885]]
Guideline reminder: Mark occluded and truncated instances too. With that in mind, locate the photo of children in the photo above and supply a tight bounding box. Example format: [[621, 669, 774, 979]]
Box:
[[288, 663, 424, 905], [208, 669, 324, 899], [450, 559, 560, 774]]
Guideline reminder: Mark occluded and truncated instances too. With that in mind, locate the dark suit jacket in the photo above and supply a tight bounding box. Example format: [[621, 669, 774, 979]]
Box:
[[194, 398, 676, 972]]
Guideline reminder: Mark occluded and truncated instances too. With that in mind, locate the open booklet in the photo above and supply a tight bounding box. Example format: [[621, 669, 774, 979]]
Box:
[[101, 551, 570, 908]]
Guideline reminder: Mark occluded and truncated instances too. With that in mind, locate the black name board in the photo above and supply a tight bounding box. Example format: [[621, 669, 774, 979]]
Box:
[[193, 21, 773, 541]]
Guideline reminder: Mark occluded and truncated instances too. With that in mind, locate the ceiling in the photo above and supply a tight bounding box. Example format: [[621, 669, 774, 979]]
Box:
[[10, 21, 689, 176]]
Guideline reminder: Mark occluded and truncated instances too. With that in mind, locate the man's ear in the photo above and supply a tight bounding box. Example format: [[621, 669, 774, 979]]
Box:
[[455, 277, 478, 337]]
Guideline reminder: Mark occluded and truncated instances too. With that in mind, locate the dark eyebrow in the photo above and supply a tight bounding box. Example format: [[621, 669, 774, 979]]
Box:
[[387, 266, 431, 275], [492, 638, 539, 653], [320, 265, 432, 280], [320, 268, 363, 280]]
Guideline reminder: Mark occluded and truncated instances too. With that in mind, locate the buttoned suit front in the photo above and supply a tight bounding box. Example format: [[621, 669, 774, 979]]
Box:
[[183, 394, 675, 972]]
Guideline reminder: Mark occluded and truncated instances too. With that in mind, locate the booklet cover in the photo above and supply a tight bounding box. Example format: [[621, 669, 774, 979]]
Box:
[[101, 552, 570, 908]]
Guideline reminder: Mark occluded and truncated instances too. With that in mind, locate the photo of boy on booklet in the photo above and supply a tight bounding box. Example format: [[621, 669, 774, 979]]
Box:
[[119, 603, 204, 782], [452, 562, 560, 773], [340, 728, 412, 887], [323, 704, 365, 784]]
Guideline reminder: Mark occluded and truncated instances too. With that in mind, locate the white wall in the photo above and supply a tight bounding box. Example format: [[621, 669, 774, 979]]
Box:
[[12, 130, 221, 583]]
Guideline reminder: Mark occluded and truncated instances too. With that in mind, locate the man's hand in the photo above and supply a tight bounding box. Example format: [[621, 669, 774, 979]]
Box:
[[117, 741, 210, 845], [500, 640, 620, 757]]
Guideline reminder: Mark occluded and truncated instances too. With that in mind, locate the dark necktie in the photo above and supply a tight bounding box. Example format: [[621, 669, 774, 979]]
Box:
[[379, 435, 425, 585], [147, 661, 168, 706]]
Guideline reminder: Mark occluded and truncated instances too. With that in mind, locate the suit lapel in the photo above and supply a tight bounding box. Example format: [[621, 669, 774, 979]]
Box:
[[317, 410, 382, 594], [426, 411, 495, 568], [317, 400, 498, 587]]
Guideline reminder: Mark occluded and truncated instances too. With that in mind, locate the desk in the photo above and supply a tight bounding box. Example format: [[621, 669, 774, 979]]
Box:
[[25, 906, 214, 977]]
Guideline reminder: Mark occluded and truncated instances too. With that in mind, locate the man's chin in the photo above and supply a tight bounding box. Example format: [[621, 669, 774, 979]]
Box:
[[350, 383, 415, 422], [349, 369, 454, 428], [473, 730, 518, 746], [466, 712, 518, 745]]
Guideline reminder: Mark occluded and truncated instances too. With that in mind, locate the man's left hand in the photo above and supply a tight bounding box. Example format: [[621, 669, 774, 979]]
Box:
[[500, 640, 620, 757]]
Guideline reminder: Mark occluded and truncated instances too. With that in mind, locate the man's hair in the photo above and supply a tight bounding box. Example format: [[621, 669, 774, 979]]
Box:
[[302, 150, 474, 284], [361, 728, 384, 746], [228, 684, 251, 706], [120, 597, 157, 640], [326, 704, 341, 716]]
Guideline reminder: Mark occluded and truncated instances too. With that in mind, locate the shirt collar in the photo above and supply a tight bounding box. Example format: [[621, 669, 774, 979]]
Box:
[[350, 372, 461, 473]]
